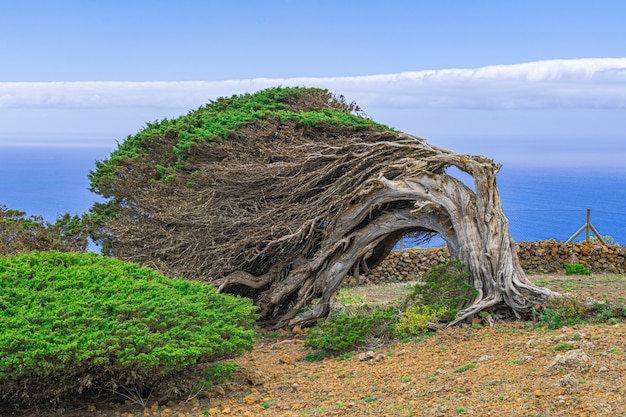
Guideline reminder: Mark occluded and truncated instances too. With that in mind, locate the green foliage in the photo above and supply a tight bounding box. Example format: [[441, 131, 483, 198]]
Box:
[[89, 87, 392, 195], [592, 301, 624, 323], [453, 362, 476, 373], [565, 263, 591, 275], [0, 251, 257, 406], [394, 305, 448, 337], [304, 308, 396, 352], [201, 363, 239, 387], [550, 342, 575, 352], [334, 288, 369, 316], [405, 260, 478, 321], [588, 235, 619, 246], [0, 205, 89, 255], [304, 350, 335, 362], [538, 295, 589, 329]]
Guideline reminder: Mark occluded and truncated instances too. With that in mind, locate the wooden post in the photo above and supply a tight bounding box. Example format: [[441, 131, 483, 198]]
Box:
[[566, 209, 607, 246]]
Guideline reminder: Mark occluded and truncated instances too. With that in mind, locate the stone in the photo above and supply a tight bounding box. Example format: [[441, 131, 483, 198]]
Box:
[[547, 349, 590, 372], [358, 351, 375, 361]]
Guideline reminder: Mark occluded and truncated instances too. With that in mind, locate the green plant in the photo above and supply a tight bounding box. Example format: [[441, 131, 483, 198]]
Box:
[[405, 261, 478, 321], [334, 288, 369, 315], [304, 308, 397, 352], [337, 351, 356, 361], [565, 263, 591, 275], [538, 295, 589, 329], [304, 350, 334, 362], [201, 363, 239, 387], [589, 235, 619, 246], [593, 301, 623, 323], [453, 362, 476, 373], [0, 251, 258, 407], [0, 205, 89, 255], [550, 342, 575, 352], [394, 305, 448, 337]]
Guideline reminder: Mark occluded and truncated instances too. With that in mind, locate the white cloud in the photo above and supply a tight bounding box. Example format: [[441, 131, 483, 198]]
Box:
[[1, 58, 625, 111]]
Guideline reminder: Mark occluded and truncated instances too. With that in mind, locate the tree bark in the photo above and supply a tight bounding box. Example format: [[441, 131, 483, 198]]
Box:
[[264, 145, 557, 327]]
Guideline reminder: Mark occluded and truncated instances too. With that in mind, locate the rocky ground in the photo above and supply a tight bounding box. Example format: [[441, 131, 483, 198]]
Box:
[[11, 274, 626, 417]]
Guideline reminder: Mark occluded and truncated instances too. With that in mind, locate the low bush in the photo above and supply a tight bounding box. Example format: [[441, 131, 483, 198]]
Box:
[[565, 263, 591, 275], [538, 295, 589, 329], [405, 260, 478, 321], [304, 308, 396, 352], [394, 305, 449, 337], [0, 251, 258, 407]]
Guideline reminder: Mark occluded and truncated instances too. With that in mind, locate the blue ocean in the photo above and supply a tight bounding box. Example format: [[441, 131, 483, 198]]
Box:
[[1, 146, 625, 248]]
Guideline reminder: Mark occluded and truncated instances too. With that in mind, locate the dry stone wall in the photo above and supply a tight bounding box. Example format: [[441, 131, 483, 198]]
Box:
[[357, 241, 626, 285]]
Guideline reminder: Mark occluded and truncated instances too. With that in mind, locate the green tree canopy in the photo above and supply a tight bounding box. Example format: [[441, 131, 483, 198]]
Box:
[[0, 205, 88, 255]]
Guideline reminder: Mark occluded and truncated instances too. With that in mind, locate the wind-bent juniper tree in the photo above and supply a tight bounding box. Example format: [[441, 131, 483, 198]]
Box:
[[89, 87, 556, 328]]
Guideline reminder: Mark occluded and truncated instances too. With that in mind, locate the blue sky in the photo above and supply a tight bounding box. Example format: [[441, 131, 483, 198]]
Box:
[[1, 0, 626, 170]]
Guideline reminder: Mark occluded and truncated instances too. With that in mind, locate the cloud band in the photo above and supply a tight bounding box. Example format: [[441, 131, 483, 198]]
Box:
[[1, 58, 625, 110]]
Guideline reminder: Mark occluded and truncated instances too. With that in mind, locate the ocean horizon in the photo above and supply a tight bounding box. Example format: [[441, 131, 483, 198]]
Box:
[[1, 144, 625, 249]]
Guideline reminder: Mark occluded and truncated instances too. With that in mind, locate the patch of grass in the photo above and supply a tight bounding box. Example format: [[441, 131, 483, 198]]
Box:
[[304, 350, 334, 362], [453, 362, 477, 373], [550, 342, 575, 352]]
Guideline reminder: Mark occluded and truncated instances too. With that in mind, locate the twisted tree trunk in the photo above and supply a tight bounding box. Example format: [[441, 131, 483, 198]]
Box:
[[211, 135, 557, 328]]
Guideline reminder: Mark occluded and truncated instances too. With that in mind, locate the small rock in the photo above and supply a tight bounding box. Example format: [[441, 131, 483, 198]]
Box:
[[581, 341, 596, 350], [477, 355, 491, 362], [547, 349, 590, 372], [358, 351, 375, 361], [558, 373, 579, 388]]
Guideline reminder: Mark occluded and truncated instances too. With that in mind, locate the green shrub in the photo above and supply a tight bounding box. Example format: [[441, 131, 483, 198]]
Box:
[[0, 251, 258, 406], [394, 305, 448, 337], [405, 260, 478, 321], [565, 263, 591, 275], [593, 301, 623, 323], [304, 308, 396, 352], [538, 295, 589, 329]]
